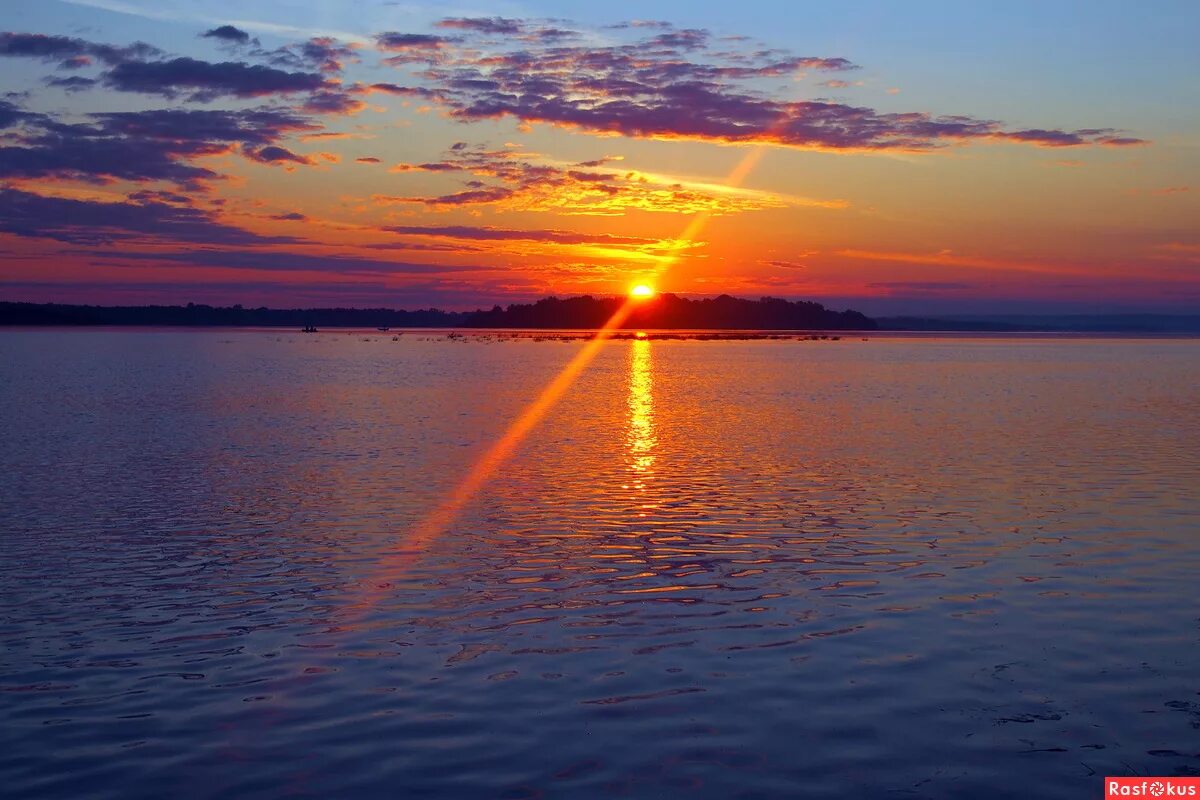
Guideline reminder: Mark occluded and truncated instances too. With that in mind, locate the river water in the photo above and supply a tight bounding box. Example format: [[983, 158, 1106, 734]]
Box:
[[1, 330, 1197, 798]]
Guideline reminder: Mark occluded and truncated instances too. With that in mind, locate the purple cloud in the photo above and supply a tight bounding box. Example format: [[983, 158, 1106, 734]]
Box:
[[367, 82, 441, 99], [94, 107, 318, 146], [0, 31, 160, 68], [362, 241, 482, 253], [246, 145, 312, 165], [4, 30, 362, 120], [432, 69, 1139, 151], [374, 32, 451, 65], [93, 248, 486, 274], [389, 161, 463, 172], [44, 75, 96, 92], [382, 224, 664, 246], [646, 28, 709, 50], [0, 129, 222, 187], [296, 37, 357, 73], [0, 99, 32, 127], [0, 105, 319, 187], [300, 89, 367, 115], [436, 17, 524, 35], [376, 32, 448, 49], [102, 56, 328, 101], [1004, 128, 1144, 147], [0, 188, 302, 245], [263, 37, 357, 74], [127, 189, 193, 205], [201, 25, 251, 45], [413, 186, 516, 206], [368, 18, 1143, 152]]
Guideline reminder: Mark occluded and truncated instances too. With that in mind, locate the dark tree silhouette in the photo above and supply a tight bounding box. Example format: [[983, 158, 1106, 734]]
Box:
[[468, 294, 875, 330], [0, 294, 876, 330]]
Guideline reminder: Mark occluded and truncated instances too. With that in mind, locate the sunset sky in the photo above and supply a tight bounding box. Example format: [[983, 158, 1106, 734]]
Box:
[[2, 0, 1197, 314]]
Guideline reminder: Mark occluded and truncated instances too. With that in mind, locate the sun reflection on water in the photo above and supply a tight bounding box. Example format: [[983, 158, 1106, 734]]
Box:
[[626, 339, 657, 488]]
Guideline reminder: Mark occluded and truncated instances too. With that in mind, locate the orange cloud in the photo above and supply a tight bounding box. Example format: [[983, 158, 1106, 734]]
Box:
[[372, 144, 800, 216]]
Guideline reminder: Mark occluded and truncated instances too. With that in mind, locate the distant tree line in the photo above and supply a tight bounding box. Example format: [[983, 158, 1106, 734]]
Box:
[[0, 294, 876, 330], [0, 302, 473, 328], [468, 294, 876, 330]]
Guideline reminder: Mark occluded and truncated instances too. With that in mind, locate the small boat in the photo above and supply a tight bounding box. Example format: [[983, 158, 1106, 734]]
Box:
[[301, 326, 318, 333], [377, 326, 391, 331]]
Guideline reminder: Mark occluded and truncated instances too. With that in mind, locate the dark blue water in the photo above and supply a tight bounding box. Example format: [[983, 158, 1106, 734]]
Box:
[[2, 331, 1197, 798]]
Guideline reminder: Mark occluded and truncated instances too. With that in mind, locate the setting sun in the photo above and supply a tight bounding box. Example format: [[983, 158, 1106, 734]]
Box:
[[630, 284, 656, 299]]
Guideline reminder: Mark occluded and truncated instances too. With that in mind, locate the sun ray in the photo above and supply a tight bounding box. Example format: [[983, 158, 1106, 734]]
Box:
[[342, 117, 786, 621]]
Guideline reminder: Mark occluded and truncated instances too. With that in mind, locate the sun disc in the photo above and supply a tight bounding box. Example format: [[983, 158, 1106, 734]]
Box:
[[630, 284, 656, 299]]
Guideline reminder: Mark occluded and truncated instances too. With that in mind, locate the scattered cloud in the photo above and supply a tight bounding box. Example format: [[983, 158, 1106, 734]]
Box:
[[0, 187, 301, 245], [365, 82, 441, 99], [1002, 128, 1143, 148], [246, 145, 313, 165], [0, 104, 320, 188], [269, 37, 358, 74], [2, 29, 369, 119], [102, 57, 328, 101], [0, 31, 160, 68], [299, 89, 367, 115], [90, 247, 490, 274], [436, 17, 523, 36], [362, 241, 481, 253], [201, 25, 251, 45], [366, 19, 1144, 152], [44, 75, 98, 92], [374, 32, 451, 65], [373, 143, 799, 215], [382, 224, 668, 247]]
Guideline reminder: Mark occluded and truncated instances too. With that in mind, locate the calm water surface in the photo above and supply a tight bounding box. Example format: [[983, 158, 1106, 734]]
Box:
[[1, 331, 1198, 799]]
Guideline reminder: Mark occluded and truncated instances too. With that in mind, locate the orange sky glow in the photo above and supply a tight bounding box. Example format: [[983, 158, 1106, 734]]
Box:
[[1, 2, 1197, 314]]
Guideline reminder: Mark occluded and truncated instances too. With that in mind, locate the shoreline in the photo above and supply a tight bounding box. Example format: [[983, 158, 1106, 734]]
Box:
[[2, 326, 1198, 340]]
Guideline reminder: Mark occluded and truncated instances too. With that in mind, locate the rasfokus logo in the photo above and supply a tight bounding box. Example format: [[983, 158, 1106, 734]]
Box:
[[1106, 778, 1200, 798]]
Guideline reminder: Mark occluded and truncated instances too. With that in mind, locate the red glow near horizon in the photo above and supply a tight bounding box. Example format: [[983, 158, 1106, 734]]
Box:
[[340, 136, 782, 613]]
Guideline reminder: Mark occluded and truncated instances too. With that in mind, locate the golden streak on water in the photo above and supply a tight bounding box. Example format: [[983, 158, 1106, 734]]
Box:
[[627, 339, 656, 482]]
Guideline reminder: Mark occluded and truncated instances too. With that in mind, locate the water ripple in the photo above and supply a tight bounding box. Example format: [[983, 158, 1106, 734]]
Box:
[[1, 331, 1198, 798]]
